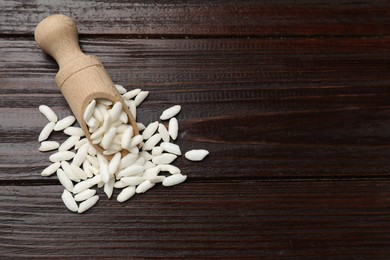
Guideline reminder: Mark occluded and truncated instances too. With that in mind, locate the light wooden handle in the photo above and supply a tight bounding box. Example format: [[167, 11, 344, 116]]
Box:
[[34, 14, 138, 158], [35, 14, 84, 68]]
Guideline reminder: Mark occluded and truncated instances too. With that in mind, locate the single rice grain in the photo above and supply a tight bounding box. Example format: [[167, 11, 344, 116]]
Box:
[[127, 100, 137, 120], [119, 111, 128, 123], [61, 189, 78, 212], [134, 91, 149, 107], [185, 149, 209, 161], [168, 118, 178, 140], [100, 126, 116, 150], [162, 174, 187, 187], [160, 105, 181, 120], [114, 180, 128, 189], [152, 153, 177, 165], [97, 98, 112, 106], [54, 116, 75, 131], [64, 127, 85, 137], [49, 151, 75, 162], [39, 141, 59, 152], [122, 88, 141, 100], [109, 102, 122, 122], [102, 113, 112, 132], [78, 195, 99, 213], [104, 177, 115, 198], [129, 134, 143, 147], [38, 121, 55, 142], [58, 136, 80, 151], [142, 134, 161, 151], [39, 105, 58, 122], [57, 169, 74, 192], [115, 84, 127, 94], [158, 123, 170, 142], [74, 189, 96, 201], [75, 138, 88, 150], [41, 162, 61, 176], [119, 153, 138, 169], [159, 164, 181, 175], [73, 179, 94, 194], [117, 165, 144, 178], [121, 176, 144, 186], [137, 123, 146, 131], [135, 180, 155, 193], [117, 186, 136, 202], [99, 159, 110, 184], [149, 176, 166, 183], [142, 121, 159, 140], [160, 142, 181, 155], [108, 152, 121, 174], [151, 146, 163, 156], [121, 126, 133, 150], [83, 100, 96, 121]]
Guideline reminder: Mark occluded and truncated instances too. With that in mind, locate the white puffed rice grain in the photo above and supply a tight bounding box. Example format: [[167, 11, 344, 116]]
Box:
[[185, 149, 209, 161], [83, 99, 96, 121], [49, 151, 75, 162], [108, 152, 121, 174], [64, 126, 85, 137], [160, 105, 181, 120], [115, 84, 127, 94], [78, 195, 99, 213], [104, 177, 115, 198], [149, 176, 166, 183], [62, 189, 78, 212], [168, 117, 178, 140], [122, 88, 141, 99], [121, 176, 144, 186], [117, 186, 136, 202], [74, 189, 96, 202], [39, 141, 59, 152], [142, 121, 159, 140], [158, 123, 170, 142], [57, 169, 73, 192], [162, 174, 187, 187], [152, 153, 177, 165], [39, 105, 58, 122], [118, 165, 144, 178], [135, 180, 155, 193], [134, 91, 149, 107], [59, 136, 80, 151], [38, 121, 55, 142], [41, 162, 61, 177], [159, 164, 181, 175], [142, 133, 161, 151], [54, 116, 75, 131], [160, 142, 181, 155]]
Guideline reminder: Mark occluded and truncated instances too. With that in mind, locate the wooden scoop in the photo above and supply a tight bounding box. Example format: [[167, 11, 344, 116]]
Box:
[[34, 14, 138, 158]]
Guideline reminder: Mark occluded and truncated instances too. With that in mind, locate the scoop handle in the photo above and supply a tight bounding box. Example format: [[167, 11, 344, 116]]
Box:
[[34, 14, 84, 67]]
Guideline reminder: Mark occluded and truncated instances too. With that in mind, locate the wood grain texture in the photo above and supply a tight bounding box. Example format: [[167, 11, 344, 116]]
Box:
[[2, 181, 390, 258], [1, 38, 389, 181], [1, 0, 390, 36], [1, 0, 390, 258]]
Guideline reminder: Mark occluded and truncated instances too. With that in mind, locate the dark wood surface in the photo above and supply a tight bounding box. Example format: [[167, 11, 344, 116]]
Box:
[[1, 1, 390, 259]]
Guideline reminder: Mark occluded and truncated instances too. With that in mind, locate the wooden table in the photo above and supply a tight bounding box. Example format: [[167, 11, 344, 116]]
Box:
[[1, 1, 390, 258]]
